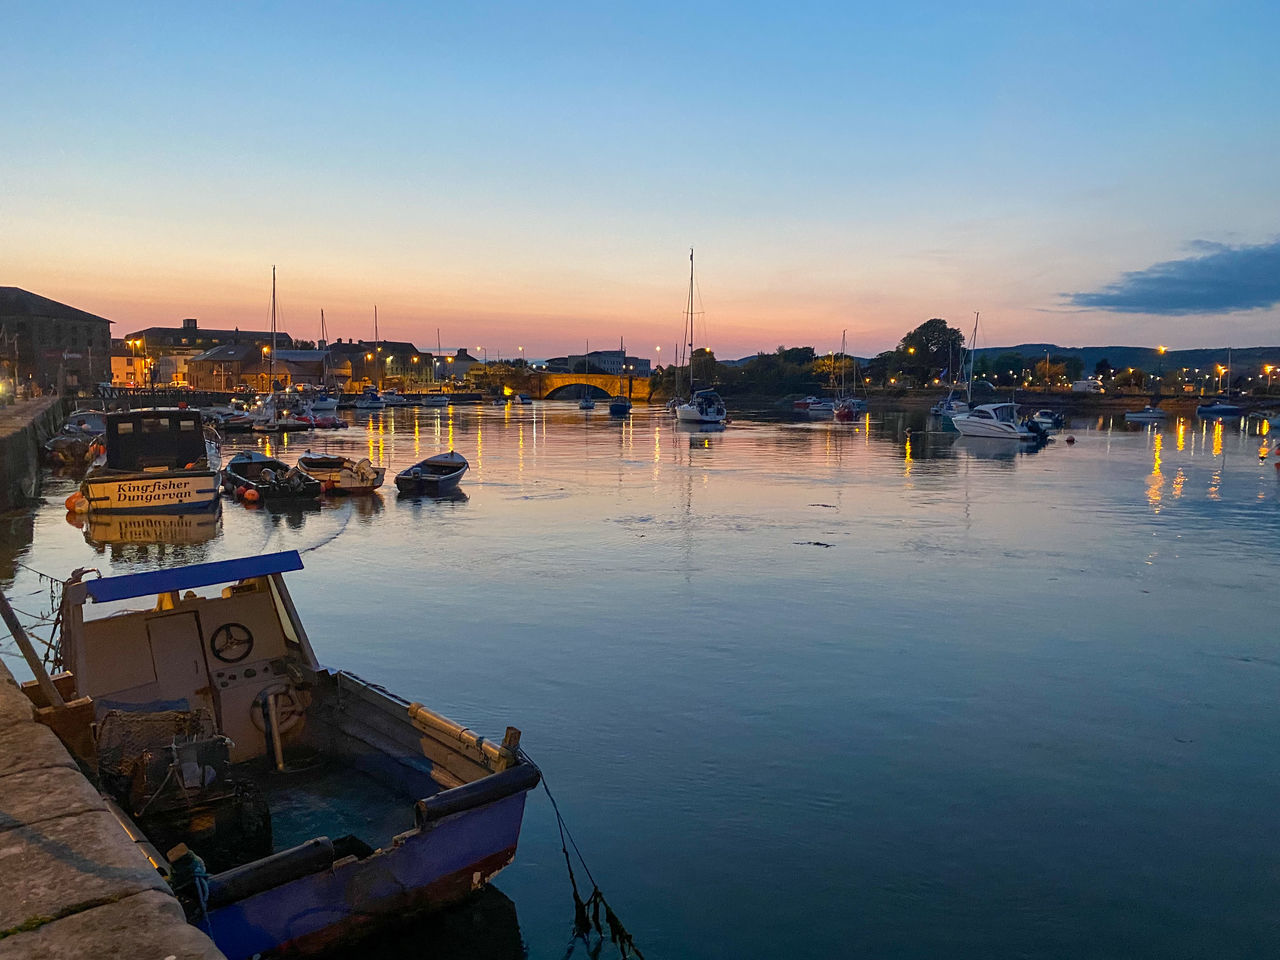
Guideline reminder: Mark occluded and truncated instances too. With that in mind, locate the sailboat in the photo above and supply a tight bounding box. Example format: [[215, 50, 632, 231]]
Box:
[[579, 339, 596, 409], [251, 268, 311, 433], [931, 313, 977, 421], [608, 336, 633, 416], [310, 309, 339, 411], [354, 306, 386, 409], [833, 330, 867, 422], [675, 248, 727, 424]]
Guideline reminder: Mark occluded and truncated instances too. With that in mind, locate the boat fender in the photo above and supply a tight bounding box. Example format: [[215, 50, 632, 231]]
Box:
[[415, 763, 542, 825], [203, 837, 335, 912], [250, 682, 307, 735], [243, 488, 260, 503], [411, 467, 422, 478], [1065, 436, 1076, 444], [235, 485, 247, 499]]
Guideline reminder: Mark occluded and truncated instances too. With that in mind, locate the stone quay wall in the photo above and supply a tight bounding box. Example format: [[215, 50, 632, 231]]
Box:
[[0, 398, 65, 514], [0, 660, 225, 957]]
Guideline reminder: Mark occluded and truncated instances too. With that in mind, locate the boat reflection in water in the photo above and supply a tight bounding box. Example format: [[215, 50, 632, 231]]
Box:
[[68, 508, 222, 549], [953, 436, 1050, 461], [396, 488, 470, 508], [356, 885, 526, 960]]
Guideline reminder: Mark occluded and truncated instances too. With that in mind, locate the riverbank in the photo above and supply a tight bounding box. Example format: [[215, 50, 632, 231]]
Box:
[[0, 660, 224, 957], [0, 397, 66, 513]]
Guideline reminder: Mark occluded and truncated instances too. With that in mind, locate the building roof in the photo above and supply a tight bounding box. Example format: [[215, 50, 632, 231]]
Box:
[[123, 324, 293, 345], [0, 287, 113, 325]]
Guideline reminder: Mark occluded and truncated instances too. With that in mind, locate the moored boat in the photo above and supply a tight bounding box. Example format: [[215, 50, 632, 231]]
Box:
[[296, 452, 386, 495], [608, 396, 633, 416], [1125, 406, 1168, 422], [18, 551, 539, 959], [1196, 398, 1244, 419], [223, 451, 323, 501], [833, 397, 867, 422], [394, 451, 469, 495], [675, 388, 727, 424], [421, 394, 450, 408], [78, 409, 221, 514], [1030, 408, 1065, 429], [950, 402, 1038, 440]]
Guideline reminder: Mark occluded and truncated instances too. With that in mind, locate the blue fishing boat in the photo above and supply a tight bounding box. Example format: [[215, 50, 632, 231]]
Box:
[[30, 551, 539, 958]]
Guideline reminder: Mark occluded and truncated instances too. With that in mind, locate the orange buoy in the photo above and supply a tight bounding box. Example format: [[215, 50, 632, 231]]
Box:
[[64, 493, 80, 511], [235, 485, 248, 499], [243, 488, 261, 503], [1065, 436, 1076, 444]]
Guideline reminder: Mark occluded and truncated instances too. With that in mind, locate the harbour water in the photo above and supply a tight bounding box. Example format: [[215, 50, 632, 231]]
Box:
[[4, 404, 1280, 958]]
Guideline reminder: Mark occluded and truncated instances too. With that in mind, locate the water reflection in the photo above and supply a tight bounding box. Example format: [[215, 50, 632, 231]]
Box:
[[70, 509, 222, 547], [355, 886, 525, 960]]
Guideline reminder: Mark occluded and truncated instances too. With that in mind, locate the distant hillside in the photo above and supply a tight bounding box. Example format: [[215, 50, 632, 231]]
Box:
[[971, 344, 1280, 375]]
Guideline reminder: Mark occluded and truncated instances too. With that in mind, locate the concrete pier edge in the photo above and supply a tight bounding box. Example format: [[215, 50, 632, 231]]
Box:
[[0, 660, 225, 958]]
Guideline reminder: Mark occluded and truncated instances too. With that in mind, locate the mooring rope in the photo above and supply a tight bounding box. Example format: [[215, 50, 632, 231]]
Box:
[[520, 751, 645, 960]]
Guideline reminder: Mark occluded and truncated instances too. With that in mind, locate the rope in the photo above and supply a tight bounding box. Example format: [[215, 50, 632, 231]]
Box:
[[521, 750, 645, 960]]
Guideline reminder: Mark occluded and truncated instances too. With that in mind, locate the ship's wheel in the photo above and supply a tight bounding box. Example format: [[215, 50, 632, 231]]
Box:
[[209, 622, 254, 663]]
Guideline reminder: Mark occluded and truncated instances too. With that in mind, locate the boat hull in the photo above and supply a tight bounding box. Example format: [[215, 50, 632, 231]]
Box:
[[950, 418, 1031, 439], [394, 471, 465, 495], [203, 783, 532, 960], [298, 457, 386, 495], [675, 406, 724, 423], [81, 470, 221, 513]]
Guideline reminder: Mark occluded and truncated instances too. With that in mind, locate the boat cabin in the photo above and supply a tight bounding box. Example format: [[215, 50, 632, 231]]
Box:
[[103, 408, 208, 471], [968, 403, 1020, 424]]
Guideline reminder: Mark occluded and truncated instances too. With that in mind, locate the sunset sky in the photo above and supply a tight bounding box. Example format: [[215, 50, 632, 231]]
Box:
[[4, 2, 1278, 361]]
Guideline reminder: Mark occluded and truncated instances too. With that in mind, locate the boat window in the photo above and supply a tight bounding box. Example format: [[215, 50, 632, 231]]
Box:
[[179, 420, 196, 431], [141, 418, 171, 433], [116, 422, 134, 434]]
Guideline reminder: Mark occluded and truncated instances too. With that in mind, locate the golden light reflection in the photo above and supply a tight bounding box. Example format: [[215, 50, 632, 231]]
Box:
[[903, 436, 913, 477], [1175, 418, 1186, 451], [1212, 420, 1224, 458], [1146, 432, 1164, 510], [1171, 467, 1185, 499], [653, 426, 661, 464], [518, 421, 525, 476]]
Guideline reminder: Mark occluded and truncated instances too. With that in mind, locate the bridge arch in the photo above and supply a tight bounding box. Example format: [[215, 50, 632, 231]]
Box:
[[545, 382, 612, 400]]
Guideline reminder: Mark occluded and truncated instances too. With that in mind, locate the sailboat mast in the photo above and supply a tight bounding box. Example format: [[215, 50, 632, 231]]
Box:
[[687, 247, 696, 391], [270, 265, 277, 387], [374, 305, 381, 391], [966, 311, 979, 405]]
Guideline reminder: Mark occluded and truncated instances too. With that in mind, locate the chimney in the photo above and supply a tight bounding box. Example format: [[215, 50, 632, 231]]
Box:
[[182, 317, 198, 330]]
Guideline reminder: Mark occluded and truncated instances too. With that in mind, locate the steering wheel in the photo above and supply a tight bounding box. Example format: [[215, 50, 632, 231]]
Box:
[[209, 622, 255, 663]]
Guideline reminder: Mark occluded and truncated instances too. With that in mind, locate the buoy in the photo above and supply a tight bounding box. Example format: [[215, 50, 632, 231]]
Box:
[[1065, 436, 1076, 445], [235, 484, 248, 499], [243, 488, 261, 502], [64, 493, 80, 511], [74, 496, 89, 514]]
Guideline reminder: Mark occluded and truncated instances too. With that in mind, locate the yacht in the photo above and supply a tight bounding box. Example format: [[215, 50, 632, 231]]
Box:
[[950, 403, 1036, 440]]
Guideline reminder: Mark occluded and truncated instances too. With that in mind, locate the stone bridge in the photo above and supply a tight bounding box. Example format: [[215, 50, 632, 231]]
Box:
[[507, 373, 652, 402]]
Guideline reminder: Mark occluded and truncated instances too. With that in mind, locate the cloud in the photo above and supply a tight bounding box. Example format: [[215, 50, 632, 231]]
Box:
[[1067, 238, 1280, 315]]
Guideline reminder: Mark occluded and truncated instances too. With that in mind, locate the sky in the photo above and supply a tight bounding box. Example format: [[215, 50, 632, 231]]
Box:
[[3, 1, 1278, 361]]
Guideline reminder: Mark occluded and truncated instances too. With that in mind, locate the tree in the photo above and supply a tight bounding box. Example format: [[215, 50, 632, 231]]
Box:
[[1094, 357, 1113, 379], [898, 318, 965, 380]]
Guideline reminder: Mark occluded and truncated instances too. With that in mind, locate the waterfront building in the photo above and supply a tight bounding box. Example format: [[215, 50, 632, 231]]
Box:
[[120, 317, 295, 387], [565, 349, 651, 377], [0, 287, 113, 396], [186, 344, 352, 392]]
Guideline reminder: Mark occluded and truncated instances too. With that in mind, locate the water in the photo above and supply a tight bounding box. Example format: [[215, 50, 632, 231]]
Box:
[[4, 405, 1280, 959]]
